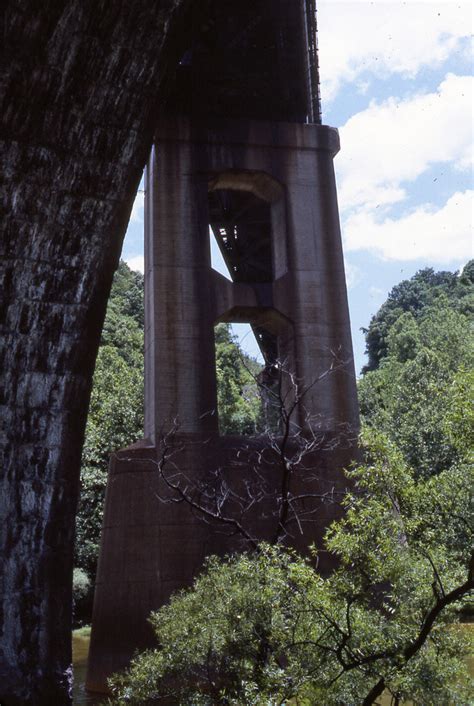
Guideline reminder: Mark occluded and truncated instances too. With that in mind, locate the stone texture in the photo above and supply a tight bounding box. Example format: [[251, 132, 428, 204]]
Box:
[[0, 2, 191, 703]]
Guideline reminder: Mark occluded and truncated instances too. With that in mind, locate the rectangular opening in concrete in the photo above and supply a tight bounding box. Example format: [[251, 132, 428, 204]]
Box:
[[208, 186, 273, 284], [214, 323, 263, 436]]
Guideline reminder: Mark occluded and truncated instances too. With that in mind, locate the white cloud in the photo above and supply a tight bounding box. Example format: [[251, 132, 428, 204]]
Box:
[[125, 255, 144, 273], [343, 190, 473, 263], [336, 73, 473, 211], [344, 261, 362, 289], [129, 190, 144, 223], [317, 1, 472, 103], [335, 73, 473, 264]]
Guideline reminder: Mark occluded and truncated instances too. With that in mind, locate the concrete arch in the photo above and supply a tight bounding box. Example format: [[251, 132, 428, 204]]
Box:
[[208, 169, 285, 204]]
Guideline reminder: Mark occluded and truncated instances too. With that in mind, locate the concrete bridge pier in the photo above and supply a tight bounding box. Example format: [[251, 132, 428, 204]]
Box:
[[86, 115, 359, 692]]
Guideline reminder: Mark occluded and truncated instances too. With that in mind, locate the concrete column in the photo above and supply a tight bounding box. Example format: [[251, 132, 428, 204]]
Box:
[[274, 125, 358, 431], [144, 130, 218, 441]]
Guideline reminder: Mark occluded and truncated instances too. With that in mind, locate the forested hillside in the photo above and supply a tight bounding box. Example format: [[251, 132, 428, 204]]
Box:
[[363, 261, 473, 372], [73, 260, 473, 703], [73, 261, 263, 622], [74, 263, 145, 621], [359, 260, 473, 479]]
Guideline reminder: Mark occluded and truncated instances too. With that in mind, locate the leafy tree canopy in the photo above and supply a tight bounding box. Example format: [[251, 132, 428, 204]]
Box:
[[74, 262, 144, 620], [215, 323, 263, 435], [108, 431, 473, 706], [359, 264, 474, 479], [363, 260, 473, 372], [100, 261, 144, 367], [106, 262, 473, 702], [104, 260, 145, 329]]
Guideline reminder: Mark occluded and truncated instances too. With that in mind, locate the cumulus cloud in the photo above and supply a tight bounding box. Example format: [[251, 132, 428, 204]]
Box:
[[335, 72, 473, 264], [343, 190, 473, 263], [336, 73, 473, 211], [317, 0, 472, 103], [125, 255, 144, 273]]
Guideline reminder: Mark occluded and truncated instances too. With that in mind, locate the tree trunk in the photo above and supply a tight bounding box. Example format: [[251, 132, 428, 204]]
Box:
[[0, 1, 190, 702]]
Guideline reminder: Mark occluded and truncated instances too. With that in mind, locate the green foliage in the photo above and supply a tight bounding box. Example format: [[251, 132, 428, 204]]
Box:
[[74, 266, 264, 621], [72, 568, 90, 603], [444, 368, 474, 457], [103, 260, 145, 329], [74, 263, 144, 618], [359, 294, 474, 478], [215, 323, 263, 435], [100, 261, 144, 367], [109, 431, 473, 705], [72, 567, 92, 625], [81, 261, 473, 697], [363, 261, 474, 372], [75, 345, 144, 581]]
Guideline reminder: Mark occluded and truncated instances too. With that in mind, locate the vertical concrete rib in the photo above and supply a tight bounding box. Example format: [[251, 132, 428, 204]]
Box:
[[275, 125, 358, 430], [145, 125, 218, 440]]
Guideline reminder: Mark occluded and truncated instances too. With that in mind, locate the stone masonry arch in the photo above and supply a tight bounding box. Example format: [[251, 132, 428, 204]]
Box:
[[1, 2, 192, 703]]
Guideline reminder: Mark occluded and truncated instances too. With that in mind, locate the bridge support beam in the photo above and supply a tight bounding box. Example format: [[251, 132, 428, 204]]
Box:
[[87, 116, 359, 691]]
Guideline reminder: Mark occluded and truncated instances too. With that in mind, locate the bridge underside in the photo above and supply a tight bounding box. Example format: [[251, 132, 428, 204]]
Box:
[[0, 1, 355, 704], [166, 0, 320, 122]]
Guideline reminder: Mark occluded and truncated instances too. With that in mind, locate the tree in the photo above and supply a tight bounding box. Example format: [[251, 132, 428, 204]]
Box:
[[106, 267, 473, 705], [104, 262, 145, 330], [74, 346, 144, 604], [215, 324, 263, 436], [359, 296, 473, 478], [362, 262, 473, 372], [108, 430, 473, 705], [74, 263, 144, 623], [140, 357, 353, 553]]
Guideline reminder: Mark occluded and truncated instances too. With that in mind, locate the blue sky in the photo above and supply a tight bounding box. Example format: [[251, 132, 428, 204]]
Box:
[[122, 0, 473, 374]]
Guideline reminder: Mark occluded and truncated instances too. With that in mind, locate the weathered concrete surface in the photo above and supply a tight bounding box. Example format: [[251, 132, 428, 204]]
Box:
[[0, 2, 191, 703], [88, 434, 355, 691], [88, 116, 359, 689], [143, 118, 358, 438]]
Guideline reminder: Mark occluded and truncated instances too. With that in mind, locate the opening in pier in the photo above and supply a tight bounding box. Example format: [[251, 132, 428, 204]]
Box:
[[214, 322, 263, 436], [208, 186, 274, 284]]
